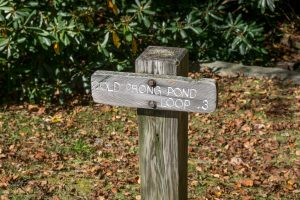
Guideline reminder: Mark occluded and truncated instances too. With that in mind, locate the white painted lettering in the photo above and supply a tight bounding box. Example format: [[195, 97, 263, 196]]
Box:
[[113, 82, 120, 92], [139, 84, 147, 93], [154, 86, 162, 96], [166, 98, 174, 107], [132, 84, 138, 93], [174, 88, 182, 97], [190, 89, 197, 98], [184, 100, 190, 109], [100, 82, 107, 90], [175, 99, 183, 108], [161, 98, 167, 108], [182, 88, 189, 98], [202, 100, 208, 110], [160, 98, 191, 110], [106, 82, 113, 92], [146, 85, 154, 94], [126, 83, 131, 91], [167, 87, 174, 96]]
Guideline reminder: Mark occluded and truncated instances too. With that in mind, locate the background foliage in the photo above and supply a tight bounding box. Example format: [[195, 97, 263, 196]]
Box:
[[0, 0, 293, 103]]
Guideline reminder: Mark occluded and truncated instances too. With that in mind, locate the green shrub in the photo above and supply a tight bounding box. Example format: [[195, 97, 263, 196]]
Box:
[[0, 0, 283, 103]]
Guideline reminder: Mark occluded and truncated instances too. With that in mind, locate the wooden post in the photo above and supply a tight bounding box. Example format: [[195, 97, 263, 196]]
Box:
[[135, 46, 189, 200], [92, 45, 217, 199]]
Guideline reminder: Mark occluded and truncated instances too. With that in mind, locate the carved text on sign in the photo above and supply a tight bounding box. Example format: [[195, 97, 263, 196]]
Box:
[[91, 71, 217, 113], [93, 81, 203, 110]]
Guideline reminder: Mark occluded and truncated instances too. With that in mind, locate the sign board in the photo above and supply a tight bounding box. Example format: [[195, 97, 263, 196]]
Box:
[[91, 70, 217, 113]]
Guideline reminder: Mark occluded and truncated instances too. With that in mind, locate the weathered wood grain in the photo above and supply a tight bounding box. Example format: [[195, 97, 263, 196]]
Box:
[[136, 46, 189, 200], [91, 71, 217, 113]]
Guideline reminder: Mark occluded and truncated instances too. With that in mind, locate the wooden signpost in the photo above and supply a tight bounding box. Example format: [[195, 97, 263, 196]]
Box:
[[91, 46, 218, 200], [91, 71, 216, 113]]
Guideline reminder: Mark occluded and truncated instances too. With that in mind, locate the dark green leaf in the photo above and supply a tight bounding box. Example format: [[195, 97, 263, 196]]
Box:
[[0, 6, 13, 11], [142, 16, 150, 28], [125, 32, 133, 42], [17, 37, 26, 44], [38, 36, 51, 47], [180, 29, 187, 39], [143, 10, 155, 15]]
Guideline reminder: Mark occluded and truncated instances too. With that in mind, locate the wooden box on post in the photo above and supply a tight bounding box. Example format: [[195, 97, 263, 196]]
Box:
[[135, 46, 189, 200]]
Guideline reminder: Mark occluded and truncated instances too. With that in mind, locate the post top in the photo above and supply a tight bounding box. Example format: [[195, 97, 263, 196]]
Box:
[[137, 46, 187, 62]]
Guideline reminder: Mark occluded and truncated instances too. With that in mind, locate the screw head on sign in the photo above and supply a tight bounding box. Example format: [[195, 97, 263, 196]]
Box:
[[147, 79, 156, 87], [148, 101, 157, 109]]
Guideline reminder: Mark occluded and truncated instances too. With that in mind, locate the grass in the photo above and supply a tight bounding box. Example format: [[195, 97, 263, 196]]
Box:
[[0, 73, 300, 199]]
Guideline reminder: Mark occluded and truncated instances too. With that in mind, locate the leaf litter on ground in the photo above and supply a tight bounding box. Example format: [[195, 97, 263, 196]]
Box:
[[0, 69, 299, 199]]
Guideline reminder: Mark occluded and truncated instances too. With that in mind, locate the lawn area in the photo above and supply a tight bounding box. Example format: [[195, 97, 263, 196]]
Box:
[[0, 71, 300, 199]]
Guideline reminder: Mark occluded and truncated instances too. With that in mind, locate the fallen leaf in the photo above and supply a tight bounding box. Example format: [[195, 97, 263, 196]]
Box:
[[0, 195, 9, 200], [28, 104, 39, 112], [111, 187, 118, 193], [191, 180, 198, 186], [20, 132, 27, 137], [37, 107, 46, 115], [196, 166, 202, 172], [106, 170, 112, 176], [213, 174, 220, 178], [51, 113, 63, 123], [268, 175, 281, 182], [9, 145, 14, 151], [100, 105, 111, 112], [40, 180, 48, 186], [241, 196, 252, 200], [135, 195, 141, 200], [52, 196, 60, 200], [79, 129, 87, 135], [240, 179, 253, 187], [254, 123, 265, 129], [236, 182, 241, 188], [285, 179, 297, 191], [243, 141, 252, 149], [230, 156, 243, 165], [0, 181, 8, 188], [241, 124, 251, 132], [89, 166, 102, 174], [214, 191, 222, 197]]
